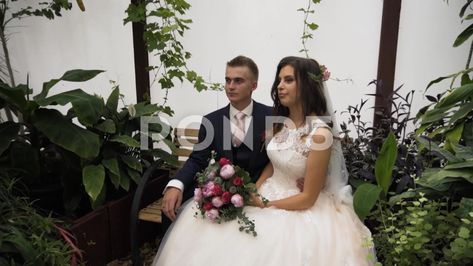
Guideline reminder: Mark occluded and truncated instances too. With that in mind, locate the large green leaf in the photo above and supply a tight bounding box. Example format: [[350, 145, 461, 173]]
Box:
[[0, 121, 20, 155], [36, 89, 105, 126], [36, 79, 60, 100], [94, 119, 116, 133], [425, 73, 457, 91], [448, 102, 473, 126], [120, 155, 142, 172], [445, 161, 473, 170], [454, 23, 473, 47], [418, 168, 472, 191], [463, 121, 473, 147], [102, 157, 120, 176], [33, 109, 100, 159], [149, 148, 179, 167], [133, 102, 160, 117], [416, 136, 460, 163], [35, 69, 104, 100], [460, 0, 473, 17], [437, 83, 473, 108], [0, 82, 28, 112], [105, 87, 119, 113], [353, 183, 382, 220], [119, 168, 130, 191], [445, 123, 464, 146], [110, 135, 140, 148], [126, 168, 141, 184], [450, 142, 473, 161], [419, 106, 452, 125], [90, 184, 106, 209], [109, 173, 121, 189], [61, 69, 105, 82], [375, 131, 397, 195], [82, 164, 105, 201]]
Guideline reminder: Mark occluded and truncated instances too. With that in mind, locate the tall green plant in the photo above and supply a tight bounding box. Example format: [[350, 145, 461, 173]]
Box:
[[414, 0, 473, 199], [353, 131, 398, 220], [0, 69, 176, 213]]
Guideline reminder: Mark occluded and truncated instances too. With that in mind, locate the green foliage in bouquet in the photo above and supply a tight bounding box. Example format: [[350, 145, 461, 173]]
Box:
[[193, 152, 259, 236]]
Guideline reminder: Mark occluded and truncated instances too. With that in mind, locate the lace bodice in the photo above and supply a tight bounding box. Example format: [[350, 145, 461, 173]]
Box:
[[259, 123, 320, 201], [261, 120, 351, 203], [267, 123, 315, 180]]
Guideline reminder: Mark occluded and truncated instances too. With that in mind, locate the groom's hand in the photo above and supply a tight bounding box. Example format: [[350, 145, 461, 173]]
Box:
[[162, 187, 183, 221], [296, 178, 305, 192]]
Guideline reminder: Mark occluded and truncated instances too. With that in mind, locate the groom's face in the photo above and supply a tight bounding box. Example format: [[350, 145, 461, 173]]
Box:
[[225, 66, 257, 109]]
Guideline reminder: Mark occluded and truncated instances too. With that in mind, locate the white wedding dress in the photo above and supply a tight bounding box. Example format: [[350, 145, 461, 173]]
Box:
[[153, 123, 376, 266]]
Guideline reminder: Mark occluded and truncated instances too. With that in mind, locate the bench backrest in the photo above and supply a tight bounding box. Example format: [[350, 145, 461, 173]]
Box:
[[173, 127, 199, 166]]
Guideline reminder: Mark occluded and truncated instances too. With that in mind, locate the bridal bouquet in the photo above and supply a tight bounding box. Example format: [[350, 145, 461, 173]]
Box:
[[194, 152, 259, 236]]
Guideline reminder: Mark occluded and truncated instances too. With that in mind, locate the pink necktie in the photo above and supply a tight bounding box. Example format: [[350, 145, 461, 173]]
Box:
[[232, 112, 246, 147]]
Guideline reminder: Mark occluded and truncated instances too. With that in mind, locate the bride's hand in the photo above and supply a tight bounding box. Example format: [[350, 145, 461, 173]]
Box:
[[249, 193, 266, 208]]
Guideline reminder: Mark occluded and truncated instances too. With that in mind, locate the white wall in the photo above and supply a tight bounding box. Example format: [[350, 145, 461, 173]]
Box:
[[4, 0, 468, 131], [396, 0, 468, 125], [7, 0, 136, 105], [154, 0, 383, 128]]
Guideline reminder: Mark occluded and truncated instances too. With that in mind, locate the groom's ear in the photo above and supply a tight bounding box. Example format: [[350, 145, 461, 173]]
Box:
[[251, 81, 257, 91]]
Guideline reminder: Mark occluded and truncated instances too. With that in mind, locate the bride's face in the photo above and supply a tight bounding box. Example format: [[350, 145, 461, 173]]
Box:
[[277, 65, 299, 108]]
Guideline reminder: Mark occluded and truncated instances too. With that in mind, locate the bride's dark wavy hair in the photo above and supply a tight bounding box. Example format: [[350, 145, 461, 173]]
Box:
[[270, 56, 328, 133]]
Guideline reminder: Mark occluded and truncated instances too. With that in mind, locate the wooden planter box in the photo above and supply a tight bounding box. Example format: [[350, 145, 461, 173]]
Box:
[[69, 170, 169, 265]]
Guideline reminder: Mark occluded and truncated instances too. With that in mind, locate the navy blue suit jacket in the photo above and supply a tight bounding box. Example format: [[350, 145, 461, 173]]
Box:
[[174, 101, 272, 200]]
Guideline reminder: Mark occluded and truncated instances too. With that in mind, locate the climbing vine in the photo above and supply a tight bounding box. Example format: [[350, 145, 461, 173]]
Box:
[[124, 0, 221, 113]]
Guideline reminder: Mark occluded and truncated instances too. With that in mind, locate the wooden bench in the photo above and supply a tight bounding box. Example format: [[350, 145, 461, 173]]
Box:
[[136, 127, 199, 223], [130, 127, 199, 265]]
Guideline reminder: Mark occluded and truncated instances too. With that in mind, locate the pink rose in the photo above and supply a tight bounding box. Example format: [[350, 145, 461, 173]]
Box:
[[203, 181, 216, 197], [220, 164, 235, 179], [194, 188, 202, 202], [203, 202, 213, 211], [205, 208, 220, 222], [221, 191, 232, 204], [219, 157, 230, 166], [232, 176, 243, 187], [320, 65, 331, 81], [231, 194, 244, 208], [212, 196, 224, 208]]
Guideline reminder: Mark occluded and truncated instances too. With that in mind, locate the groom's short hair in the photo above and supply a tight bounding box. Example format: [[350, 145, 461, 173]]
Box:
[[227, 55, 259, 81]]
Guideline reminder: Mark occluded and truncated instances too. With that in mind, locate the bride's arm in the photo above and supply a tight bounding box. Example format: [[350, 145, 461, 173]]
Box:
[[255, 162, 273, 189], [266, 128, 331, 210]]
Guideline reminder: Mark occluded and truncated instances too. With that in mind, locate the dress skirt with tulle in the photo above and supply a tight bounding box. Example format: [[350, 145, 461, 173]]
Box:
[[153, 124, 376, 266]]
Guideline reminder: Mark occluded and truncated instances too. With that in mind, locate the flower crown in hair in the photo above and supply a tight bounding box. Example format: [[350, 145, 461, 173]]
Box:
[[320, 65, 330, 81], [308, 64, 330, 82]]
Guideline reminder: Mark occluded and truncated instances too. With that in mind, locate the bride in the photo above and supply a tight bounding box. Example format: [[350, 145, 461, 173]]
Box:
[[152, 56, 376, 266]]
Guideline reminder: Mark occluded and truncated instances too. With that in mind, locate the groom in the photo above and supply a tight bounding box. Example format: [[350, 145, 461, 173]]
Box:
[[161, 55, 272, 229]]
